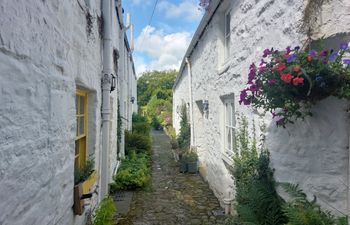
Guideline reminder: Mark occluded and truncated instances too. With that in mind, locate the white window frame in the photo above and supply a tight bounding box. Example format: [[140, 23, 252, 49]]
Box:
[[224, 9, 231, 61], [223, 98, 235, 158]]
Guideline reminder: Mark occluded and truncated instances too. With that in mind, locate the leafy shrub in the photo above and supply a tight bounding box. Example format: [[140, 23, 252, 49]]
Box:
[[165, 125, 177, 140], [225, 117, 347, 225], [113, 152, 151, 190], [183, 148, 198, 162], [132, 113, 148, 123], [132, 121, 151, 135], [93, 197, 116, 225], [177, 104, 191, 149], [170, 138, 179, 149], [74, 159, 94, 185], [281, 183, 347, 225], [229, 117, 286, 225], [151, 116, 162, 130], [125, 131, 152, 155]]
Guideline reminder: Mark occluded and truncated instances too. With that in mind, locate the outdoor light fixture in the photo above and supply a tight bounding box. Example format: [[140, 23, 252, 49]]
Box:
[[203, 100, 209, 113], [110, 74, 116, 92], [130, 96, 135, 104]]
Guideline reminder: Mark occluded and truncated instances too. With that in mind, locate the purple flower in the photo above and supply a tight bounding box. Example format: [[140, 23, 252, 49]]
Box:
[[340, 42, 348, 50], [294, 46, 300, 51], [309, 50, 317, 57], [239, 89, 250, 105], [320, 50, 328, 57], [249, 84, 258, 92], [276, 118, 285, 126], [287, 54, 297, 63], [263, 48, 271, 58], [259, 66, 266, 73], [260, 59, 266, 66], [329, 52, 338, 61], [286, 46, 291, 54], [315, 75, 322, 82], [268, 79, 277, 86], [343, 59, 350, 65]]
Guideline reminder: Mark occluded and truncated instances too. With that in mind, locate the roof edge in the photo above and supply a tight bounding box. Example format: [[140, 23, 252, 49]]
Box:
[[173, 0, 222, 90]]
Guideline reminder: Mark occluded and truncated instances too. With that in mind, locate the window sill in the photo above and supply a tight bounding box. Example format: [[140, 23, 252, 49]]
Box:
[[221, 152, 234, 165]]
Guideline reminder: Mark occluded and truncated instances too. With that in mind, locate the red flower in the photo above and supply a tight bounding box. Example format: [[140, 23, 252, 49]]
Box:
[[272, 63, 286, 73], [292, 77, 304, 86], [307, 56, 313, 62], [280, 73, 293, 83]]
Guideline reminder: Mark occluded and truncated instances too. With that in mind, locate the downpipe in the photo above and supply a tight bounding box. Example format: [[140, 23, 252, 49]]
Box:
[[101, 0, 114, 198], [185, 57, 195, 147]]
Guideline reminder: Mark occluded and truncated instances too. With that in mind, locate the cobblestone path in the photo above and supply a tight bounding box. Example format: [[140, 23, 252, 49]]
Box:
[[116, 130, 225, 225]]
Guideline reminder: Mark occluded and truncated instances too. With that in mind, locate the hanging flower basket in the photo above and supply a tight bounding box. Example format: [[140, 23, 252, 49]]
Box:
[[240, 43, 350, 127]]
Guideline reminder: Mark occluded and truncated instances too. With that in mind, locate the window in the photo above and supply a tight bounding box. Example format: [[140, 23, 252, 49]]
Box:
[[224, 99, 235, 156], [75, 90, 88, 171], [224, 11, 231, 60]]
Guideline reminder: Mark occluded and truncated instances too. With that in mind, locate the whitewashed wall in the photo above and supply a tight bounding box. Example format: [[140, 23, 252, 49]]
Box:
[[173, 0, 350, 215], [0, 0, 135, 224]]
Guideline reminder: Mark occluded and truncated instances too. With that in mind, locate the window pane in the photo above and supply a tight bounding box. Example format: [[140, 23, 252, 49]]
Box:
[[231, 103, 235, 126], [79, 116, 85, 135], [225, 12, 231, 36], [75, 141, 79, 156], [76, 96, 79, 114], [76, 117, 79, 136], [80, 96, 85, 114], [227, 128, 231, 151], [226, 103, 231, 126]]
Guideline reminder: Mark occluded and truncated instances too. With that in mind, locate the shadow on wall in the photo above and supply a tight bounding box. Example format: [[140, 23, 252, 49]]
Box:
[[266, 96, 349, 215]]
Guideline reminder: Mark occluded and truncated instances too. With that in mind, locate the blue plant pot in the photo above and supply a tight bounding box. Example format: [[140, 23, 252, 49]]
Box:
[[179, 161, 187, 173], [187, 161, 198, 173]]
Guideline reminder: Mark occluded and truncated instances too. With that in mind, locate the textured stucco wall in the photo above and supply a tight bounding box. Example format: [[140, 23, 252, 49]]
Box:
[[173, 0, 350, 215], [0, 0, 135, 224]]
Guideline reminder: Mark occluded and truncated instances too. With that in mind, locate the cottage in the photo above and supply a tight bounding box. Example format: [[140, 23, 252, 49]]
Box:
[[0, 0, 137, 224], [173, 0, 350, 216]]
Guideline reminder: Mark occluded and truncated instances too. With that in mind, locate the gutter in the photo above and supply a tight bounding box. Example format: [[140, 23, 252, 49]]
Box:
[[173, 0, 223, 90]]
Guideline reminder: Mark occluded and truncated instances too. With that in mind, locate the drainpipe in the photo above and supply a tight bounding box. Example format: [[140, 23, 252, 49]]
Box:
[[186, 57, 194, 146], [101, 0, 113, 198]]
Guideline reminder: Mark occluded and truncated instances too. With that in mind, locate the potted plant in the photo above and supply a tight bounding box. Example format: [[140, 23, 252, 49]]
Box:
[[183, 148, 198, 174], [240, 42, 350, 127], [74, 159, 96, 215]]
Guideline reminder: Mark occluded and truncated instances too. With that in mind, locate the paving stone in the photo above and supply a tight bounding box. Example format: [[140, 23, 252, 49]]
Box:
[[115, 130, 224, 225]]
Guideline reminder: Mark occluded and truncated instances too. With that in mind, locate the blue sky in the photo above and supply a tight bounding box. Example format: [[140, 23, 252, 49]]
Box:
[[123, 0, 204, 76]]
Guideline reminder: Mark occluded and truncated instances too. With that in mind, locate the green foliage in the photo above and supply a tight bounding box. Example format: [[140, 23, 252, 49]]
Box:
[[137, 70, 177, 107], [93, 197, 116, 225], [281, 183, 347, 225], [132, 114, 151, 135], [225, 117, 348, 225], [125, 131, 152, 155], [74, 159, 94, 185], [177, 104, 191, 149], [137, 70, 176, 128], [113, 152, 151, 190], [182, 148, 198, 162], [230, 116, 286, 225]]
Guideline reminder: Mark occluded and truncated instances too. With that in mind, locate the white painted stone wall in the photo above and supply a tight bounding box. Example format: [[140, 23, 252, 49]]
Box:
[[0, 0, 136, 224], [173, 0, 350, 215]]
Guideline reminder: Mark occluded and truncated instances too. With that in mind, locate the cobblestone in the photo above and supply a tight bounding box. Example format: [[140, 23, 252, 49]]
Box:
[[116, 130, 226, 225]]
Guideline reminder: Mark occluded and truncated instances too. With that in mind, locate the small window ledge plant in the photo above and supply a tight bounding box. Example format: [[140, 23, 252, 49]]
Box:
[[240, 42, 350, 127]]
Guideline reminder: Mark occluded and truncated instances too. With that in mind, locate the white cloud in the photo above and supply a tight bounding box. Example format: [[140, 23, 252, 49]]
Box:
[[135, 26, 192, 75], [158, 0, 203, 22]]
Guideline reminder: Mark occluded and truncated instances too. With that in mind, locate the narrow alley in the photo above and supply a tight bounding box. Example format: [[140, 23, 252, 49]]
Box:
[[116, 130, 225, 225]]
